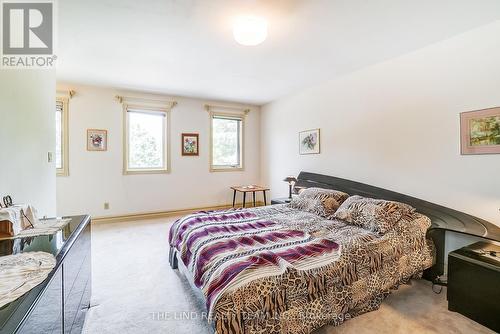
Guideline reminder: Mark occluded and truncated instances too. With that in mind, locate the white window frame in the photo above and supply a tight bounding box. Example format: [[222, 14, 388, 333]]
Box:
[[207, 104, 248, 172], [123, 103, 171, 175], [56, 96, 69, 177]]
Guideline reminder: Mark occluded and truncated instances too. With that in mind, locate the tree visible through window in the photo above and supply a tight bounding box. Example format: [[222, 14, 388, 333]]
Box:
[[211, 115, 243, 169], [126, 109, 167, 172], [55, 102, 63, 169], [56, 97, 69, 176]]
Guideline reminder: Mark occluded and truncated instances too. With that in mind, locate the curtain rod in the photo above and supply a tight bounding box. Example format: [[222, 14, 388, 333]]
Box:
[[115, 95, 177, 107], [204, 104, 250, 114], [56, 89, 76, 98]]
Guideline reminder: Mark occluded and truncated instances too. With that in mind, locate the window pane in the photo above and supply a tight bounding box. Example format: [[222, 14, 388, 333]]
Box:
[[212, 117, 241, 166], [55, 108, 63, 169], [128, 111, 165, 169]]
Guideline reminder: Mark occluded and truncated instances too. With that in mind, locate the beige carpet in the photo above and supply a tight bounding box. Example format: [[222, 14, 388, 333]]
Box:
[[83, 217, 495, 334]]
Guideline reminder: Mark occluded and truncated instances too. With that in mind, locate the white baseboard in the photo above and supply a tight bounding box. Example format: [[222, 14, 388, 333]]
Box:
[[92, 201, 265, 224]]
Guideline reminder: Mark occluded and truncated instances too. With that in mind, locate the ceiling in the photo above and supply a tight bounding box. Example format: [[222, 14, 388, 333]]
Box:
[[57, 0, 500, 105]]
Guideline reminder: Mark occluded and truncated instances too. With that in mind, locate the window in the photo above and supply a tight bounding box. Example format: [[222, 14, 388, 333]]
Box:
[[56, 97, 69, 176], [124, 107, 169, 174], [210, 113, 244, 171]]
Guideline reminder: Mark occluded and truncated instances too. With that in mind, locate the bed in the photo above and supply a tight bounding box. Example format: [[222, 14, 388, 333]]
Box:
[[168, 172, 500, 334]]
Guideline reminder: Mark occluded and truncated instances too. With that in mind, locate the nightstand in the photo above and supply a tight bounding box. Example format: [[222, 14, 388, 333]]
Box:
[[448, 241, 499, 332], [271, 197, 292, 205]]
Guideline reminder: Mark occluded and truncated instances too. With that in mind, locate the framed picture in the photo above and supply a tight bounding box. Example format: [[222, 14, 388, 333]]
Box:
[[299, 128, 320, 155], [87, 129, 107, 151], [460, 107, 500, 155], [182, 133, 199, 156]]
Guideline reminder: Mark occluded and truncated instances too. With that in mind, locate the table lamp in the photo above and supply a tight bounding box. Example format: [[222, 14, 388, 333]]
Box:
[[283, 176, 297, 202]]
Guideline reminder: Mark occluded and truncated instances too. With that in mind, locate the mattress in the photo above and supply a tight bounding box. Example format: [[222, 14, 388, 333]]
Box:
[[169, 204, 434, 334]]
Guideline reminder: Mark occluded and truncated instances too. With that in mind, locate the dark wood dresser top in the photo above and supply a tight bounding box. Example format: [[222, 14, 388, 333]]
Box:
[[0, 215, 91, 333]]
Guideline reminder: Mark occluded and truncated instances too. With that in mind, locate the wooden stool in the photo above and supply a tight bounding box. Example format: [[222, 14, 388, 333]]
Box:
[[230, 186, 269, 208]]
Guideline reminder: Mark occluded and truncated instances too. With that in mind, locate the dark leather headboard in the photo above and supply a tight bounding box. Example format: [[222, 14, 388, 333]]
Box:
[[295, 171, 500, 281], [295, 171, 500, 241]]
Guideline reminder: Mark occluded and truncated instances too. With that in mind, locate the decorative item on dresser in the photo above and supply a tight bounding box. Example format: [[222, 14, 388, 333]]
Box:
[[230, 185, 269, 208], [2, 195, 13, 208], [282, 176, 297, 202], [0, 221, 13, 238], [0, 215, 92, 334], [448, 241, 500, 332], [0, 204, 36, 238], [0, 196, 15, 237]]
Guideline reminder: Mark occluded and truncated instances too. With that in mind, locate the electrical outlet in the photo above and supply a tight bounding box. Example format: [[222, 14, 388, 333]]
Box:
[[104, 202, 110, 210], [48, 152, 53, 163]]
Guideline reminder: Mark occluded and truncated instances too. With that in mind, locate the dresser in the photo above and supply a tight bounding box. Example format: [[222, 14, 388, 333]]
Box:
[[448, 241, 499, 332], [0, 215, 91, 334]]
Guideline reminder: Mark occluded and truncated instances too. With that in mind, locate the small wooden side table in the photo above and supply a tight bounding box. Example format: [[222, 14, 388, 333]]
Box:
[[231, 186, 270, 208]]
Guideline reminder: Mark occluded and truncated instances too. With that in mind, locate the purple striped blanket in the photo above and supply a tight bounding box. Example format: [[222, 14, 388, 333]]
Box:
[[168, 209, 341, 317]]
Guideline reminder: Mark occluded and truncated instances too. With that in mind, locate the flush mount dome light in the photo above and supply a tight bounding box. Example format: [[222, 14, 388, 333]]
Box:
[[233, 16, 268, 46]]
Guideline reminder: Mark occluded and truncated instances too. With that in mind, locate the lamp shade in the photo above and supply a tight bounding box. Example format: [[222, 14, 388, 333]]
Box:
[[283, 176, 297, 183]]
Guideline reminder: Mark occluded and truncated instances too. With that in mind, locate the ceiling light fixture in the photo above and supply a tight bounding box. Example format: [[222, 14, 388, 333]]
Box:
[[233, 16, 268, 46]]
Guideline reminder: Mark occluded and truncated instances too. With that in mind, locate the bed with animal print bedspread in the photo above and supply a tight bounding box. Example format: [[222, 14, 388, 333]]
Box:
[[168, 204, 434, 334]]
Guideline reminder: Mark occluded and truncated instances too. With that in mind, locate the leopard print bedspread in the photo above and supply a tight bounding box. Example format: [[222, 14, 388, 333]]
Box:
[[171, 204, 434, 334]]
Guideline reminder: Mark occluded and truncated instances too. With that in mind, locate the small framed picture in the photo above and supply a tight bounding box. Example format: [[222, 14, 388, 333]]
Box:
[[182, 133, 199, 156], [460, 107, 500, 155], [299, 128, 320, 155], [87, 129, 107, 151]]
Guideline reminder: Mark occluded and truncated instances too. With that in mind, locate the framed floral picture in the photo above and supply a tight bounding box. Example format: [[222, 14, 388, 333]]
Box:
[[182, 133, 199, 156], [460, 107, 500, 155], [87, 129, 107, 151], [299, 128, 320, 155]]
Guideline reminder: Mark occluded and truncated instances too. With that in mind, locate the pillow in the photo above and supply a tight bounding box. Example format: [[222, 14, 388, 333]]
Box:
[[290, 187, 349, 218], [333, 195, 415, 234]]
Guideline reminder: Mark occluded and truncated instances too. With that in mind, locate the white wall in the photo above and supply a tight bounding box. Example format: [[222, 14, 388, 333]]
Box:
[[261, 21, 500, 226], [56, 83, 261, 218], [0, 70, 56, 217]]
